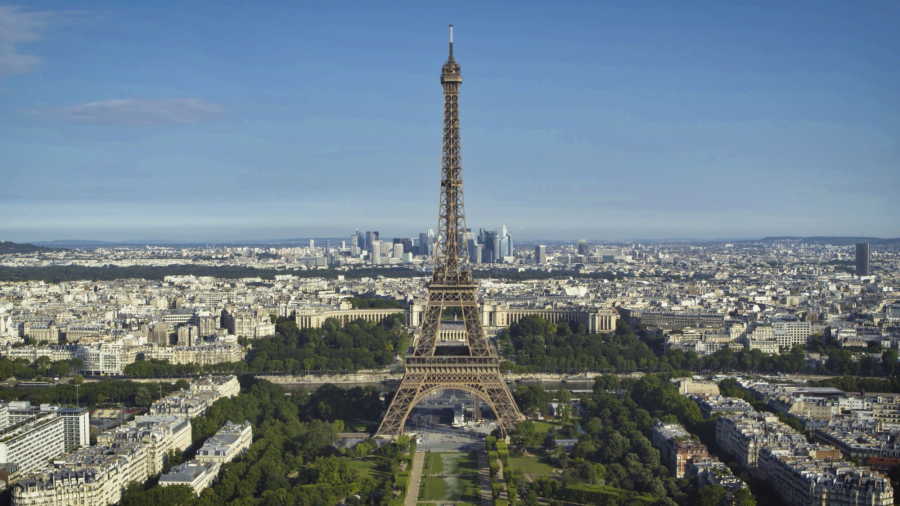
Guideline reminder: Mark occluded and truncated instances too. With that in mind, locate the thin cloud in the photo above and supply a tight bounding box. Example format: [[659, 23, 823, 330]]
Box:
[[30, 98, 227, 125], [0, 5, 51, 79]]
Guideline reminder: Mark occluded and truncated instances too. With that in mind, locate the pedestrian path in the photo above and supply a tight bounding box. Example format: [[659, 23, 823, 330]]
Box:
[[476, 452, 495, 506], [406, 452, 425, 506]]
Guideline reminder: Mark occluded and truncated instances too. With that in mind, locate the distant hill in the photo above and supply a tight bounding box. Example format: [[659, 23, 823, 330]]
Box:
[[0, 241, 58, 254], [757, 236, 900, 247]]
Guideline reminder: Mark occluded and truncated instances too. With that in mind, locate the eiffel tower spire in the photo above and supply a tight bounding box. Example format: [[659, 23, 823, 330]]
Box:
[[377, 27, 523, 438]]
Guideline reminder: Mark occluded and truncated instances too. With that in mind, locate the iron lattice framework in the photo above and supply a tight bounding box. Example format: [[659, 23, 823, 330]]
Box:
[[377, 27, 523, 437]]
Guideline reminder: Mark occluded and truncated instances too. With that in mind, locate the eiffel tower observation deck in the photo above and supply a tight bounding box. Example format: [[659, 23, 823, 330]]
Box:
[[377, 26, 524, 437]]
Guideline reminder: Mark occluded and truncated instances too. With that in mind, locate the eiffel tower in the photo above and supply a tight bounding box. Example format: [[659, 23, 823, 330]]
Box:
[[377, 26, 524, 437]]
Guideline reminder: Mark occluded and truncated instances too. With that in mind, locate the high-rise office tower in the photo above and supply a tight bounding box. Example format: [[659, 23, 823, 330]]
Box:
[[401, 238, 414, 256], [365, 231, 376, 252], [418, 232, 428, 255], [419, 230, 435, 256], [535, 245, 547, 264], [481, 230, 499, 263], [371, 240, 381, 264], [309, 239, 314, 250], [856, 242, 870, 276], [576, 239, 589, 256], [350, 234, 360, 256], [356, 230, 365, 250]]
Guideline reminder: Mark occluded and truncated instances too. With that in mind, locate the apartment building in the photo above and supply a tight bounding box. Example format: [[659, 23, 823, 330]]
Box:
[[4, 403, 89, 451], [159, 460, 220, 496], [0, 413, 65, 478], [691, 395, 754, 418], [195, 421, 252, 465], [96, 416, 191, 475], [12, 442, 148, 506], [813, 428, 900, 459], [190, 375, 240, 399], [715, 412, 807, 469], [651, 420, 709, 478], [758, 445, 892, 506]]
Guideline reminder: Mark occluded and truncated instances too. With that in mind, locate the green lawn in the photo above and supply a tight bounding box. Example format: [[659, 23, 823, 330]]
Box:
[[348, 457, 387, 479], [417, 475, 480, 502], [424, 452, 478, 475], [532, 421, 563, 433], [507, 455, 555, 475]]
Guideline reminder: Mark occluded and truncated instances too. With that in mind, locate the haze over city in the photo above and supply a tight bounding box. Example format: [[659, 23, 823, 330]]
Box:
[[2, 1, 898, 242]]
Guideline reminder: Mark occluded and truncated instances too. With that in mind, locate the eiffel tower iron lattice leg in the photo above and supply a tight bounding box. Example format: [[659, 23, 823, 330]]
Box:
[[378, 358, 521, 437], [377, 26, 523, 438]]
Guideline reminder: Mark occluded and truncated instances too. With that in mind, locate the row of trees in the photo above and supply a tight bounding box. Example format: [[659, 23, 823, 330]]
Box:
[[123, 315, 410, 378], [0, 357, 83, 381], [663, 337, 893, 377], [499, 314, 895, 380], [0, 377, 189, 407], [247, 316, 409, 374], [123, 359, 246, 378], [501, 317, 657, 374]]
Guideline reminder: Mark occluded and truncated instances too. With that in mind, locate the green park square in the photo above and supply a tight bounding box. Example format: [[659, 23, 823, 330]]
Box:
[[424, 452, 478, 475], [417, 474, 480, 502]]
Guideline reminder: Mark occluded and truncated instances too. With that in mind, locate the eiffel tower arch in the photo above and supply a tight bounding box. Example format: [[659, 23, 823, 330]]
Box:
[[377, 26, 524, 438]]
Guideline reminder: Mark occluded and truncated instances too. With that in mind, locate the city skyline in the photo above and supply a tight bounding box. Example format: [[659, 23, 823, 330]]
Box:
[[2, 1, 898, 242]]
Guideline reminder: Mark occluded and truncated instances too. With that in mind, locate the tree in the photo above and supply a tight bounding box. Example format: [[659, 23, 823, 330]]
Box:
[[733, 488, 757, 506], [175, 379, 190, 391], [883, 350, 898, 377], [162, 448, 184, 474], [72, 374, 84, 385], [514, 385, 548, 415], [698, 484, 726, 506], [134, 387, 153, 407], [510, 420, 543, 449]]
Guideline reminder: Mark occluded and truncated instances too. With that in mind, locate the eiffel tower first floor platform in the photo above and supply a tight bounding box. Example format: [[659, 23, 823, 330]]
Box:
[[376, 356, 524, 437]]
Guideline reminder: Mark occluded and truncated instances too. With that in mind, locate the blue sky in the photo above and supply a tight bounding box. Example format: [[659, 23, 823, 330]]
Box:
[[1, 1, 898, 242]]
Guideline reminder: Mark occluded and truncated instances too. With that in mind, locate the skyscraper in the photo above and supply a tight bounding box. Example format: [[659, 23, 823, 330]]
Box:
[[576, 239, 590, 256], [535, 245, 547, 264], [856, 242, 870, 276], [370, 240, 381, 264], [309, 239, 314, 250], [480, 230, 499, 263]]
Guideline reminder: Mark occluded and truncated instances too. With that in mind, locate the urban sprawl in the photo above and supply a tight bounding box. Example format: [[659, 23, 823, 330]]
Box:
[[0, 236, 897, 506]]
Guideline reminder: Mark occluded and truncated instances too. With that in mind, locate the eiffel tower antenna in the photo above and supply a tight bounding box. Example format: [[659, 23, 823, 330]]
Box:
[[377, 26, 523, 437]]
